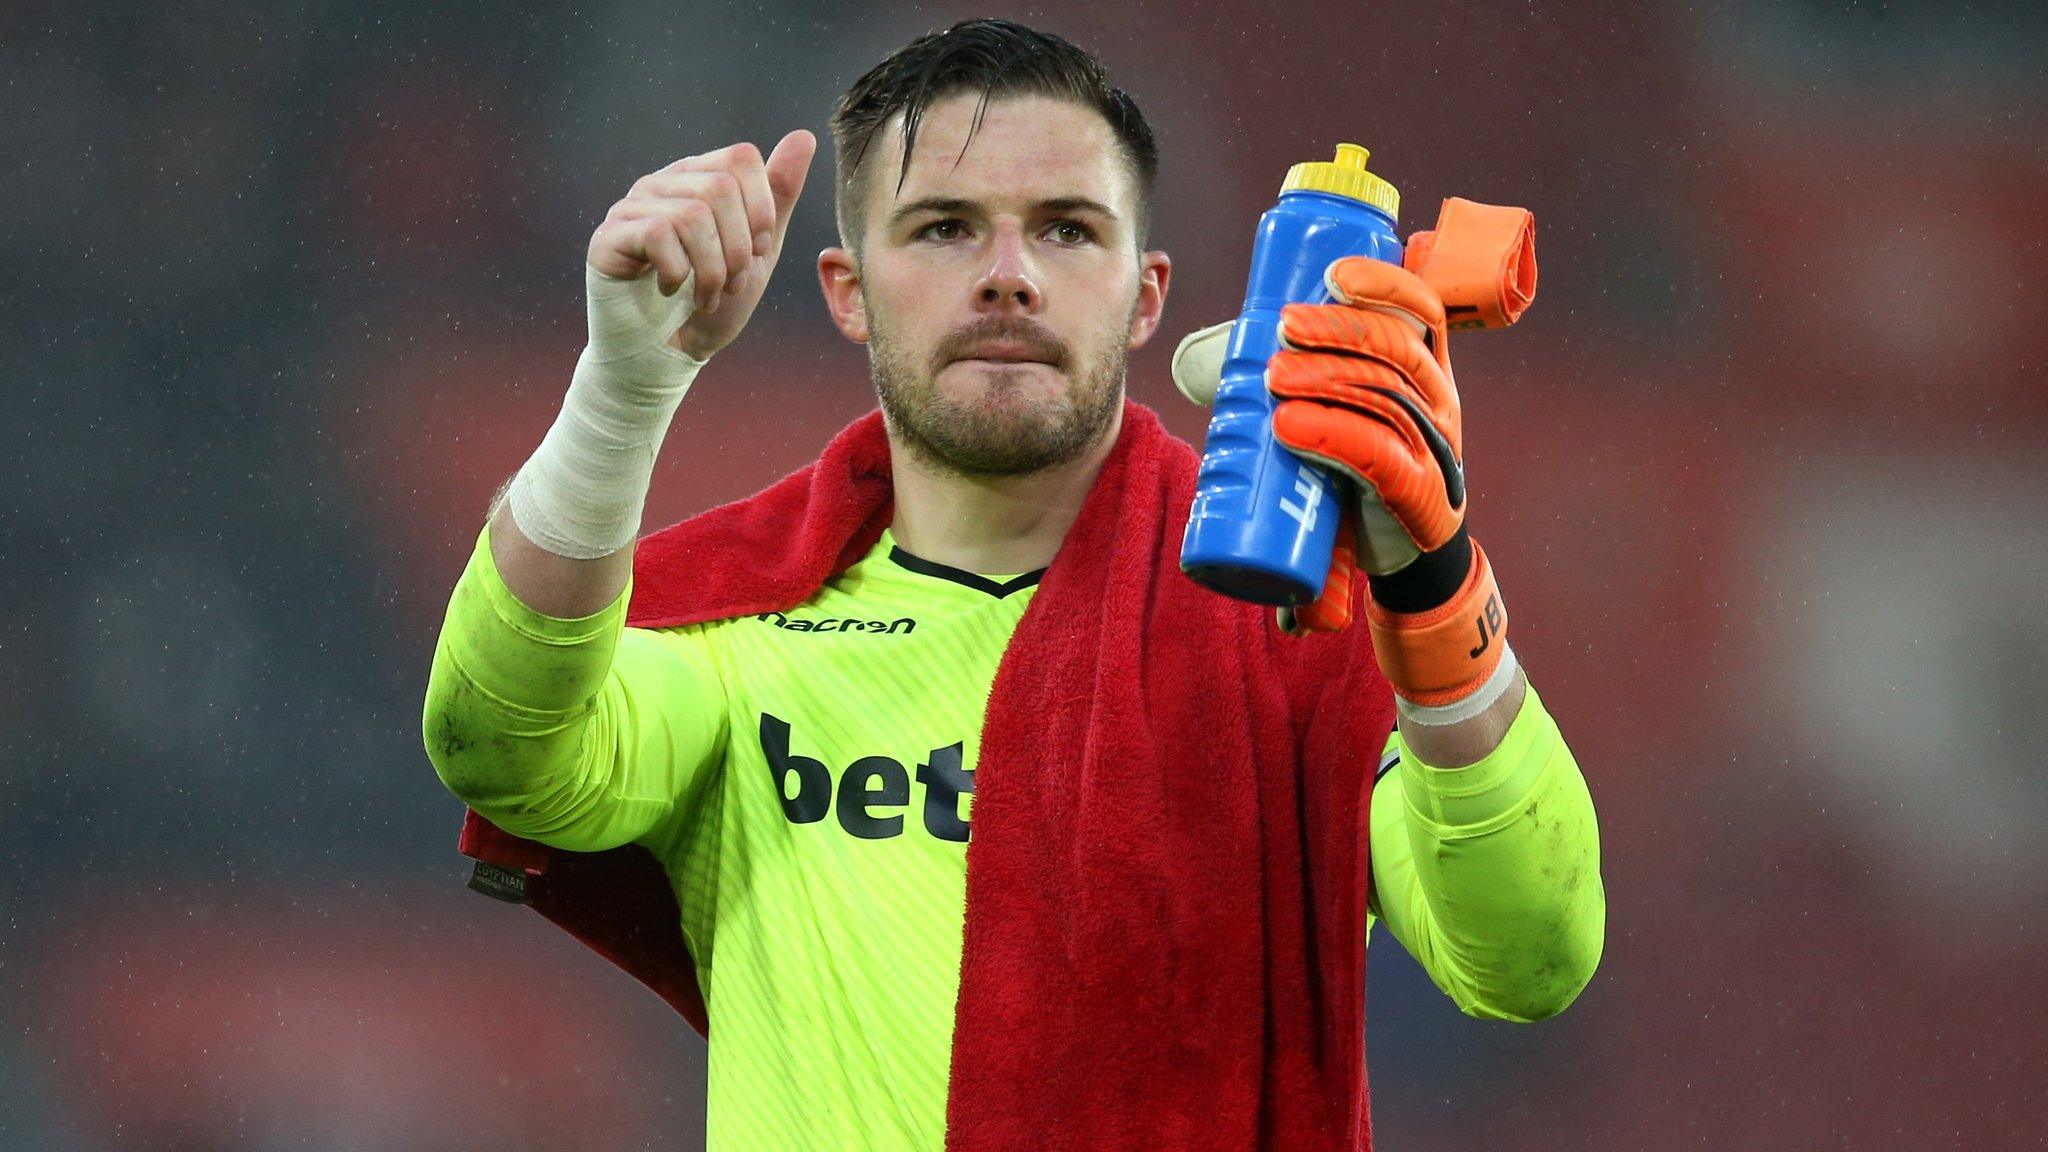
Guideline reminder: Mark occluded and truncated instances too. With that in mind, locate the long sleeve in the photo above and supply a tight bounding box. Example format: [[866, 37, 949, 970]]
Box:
[[421, 523, 729, 853], [1366, 684, 1605, 1021]]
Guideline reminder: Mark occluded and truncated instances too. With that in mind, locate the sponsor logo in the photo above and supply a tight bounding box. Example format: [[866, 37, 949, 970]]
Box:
[[756, 611, 916, 635], [760, 713, 972, 842]]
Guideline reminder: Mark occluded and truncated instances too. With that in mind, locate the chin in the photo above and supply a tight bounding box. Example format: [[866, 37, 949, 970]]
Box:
[[876, 349, 1120, 476], [910, 394, 1081, 476]]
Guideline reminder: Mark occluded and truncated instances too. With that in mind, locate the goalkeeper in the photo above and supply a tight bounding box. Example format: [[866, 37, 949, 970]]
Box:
[[423, 18, 1602, 1152]]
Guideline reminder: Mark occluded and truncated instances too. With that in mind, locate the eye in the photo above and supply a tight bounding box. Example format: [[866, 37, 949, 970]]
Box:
[[915, 218, 968, 242], [1046, 220, 1095, 245]]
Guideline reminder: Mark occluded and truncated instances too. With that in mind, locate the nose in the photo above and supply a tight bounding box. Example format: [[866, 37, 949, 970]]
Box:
[[973, 221, 1042, 313]]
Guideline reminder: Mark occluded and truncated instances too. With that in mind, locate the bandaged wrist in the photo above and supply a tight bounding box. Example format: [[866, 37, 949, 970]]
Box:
[[506, 266, 706, 559], [1365, 538, 1508, 708]]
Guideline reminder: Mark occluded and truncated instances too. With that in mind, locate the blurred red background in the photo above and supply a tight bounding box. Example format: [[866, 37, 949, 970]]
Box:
[[7, 1, 2043, 1148]]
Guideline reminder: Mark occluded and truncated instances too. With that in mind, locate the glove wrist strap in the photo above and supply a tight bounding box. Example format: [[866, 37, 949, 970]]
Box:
[[1365, 539, 1508, 707], [1396, 642, 1519, 726], [1367, 525, 1471, 612]]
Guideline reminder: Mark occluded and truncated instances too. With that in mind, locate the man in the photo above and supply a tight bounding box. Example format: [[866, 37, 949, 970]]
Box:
[[424, 18, 1602, 1151]]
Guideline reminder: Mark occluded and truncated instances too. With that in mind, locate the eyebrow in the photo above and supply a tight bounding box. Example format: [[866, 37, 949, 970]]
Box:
[[886, 195, 1121, 229]]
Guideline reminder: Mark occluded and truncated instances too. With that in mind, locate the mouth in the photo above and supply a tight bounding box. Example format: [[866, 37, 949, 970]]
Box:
[[952, 340, 1059, 368]]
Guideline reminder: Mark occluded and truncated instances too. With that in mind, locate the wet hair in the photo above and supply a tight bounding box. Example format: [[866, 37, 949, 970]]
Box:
[[829, 18, 1159, 253]]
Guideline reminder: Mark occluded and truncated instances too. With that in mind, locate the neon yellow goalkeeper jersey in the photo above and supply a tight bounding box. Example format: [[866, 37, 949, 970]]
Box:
[[424, 521, 1603, 1150]]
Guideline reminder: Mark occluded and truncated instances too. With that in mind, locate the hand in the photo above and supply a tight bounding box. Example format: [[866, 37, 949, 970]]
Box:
[[1172, 255, 1463, 631], [585, 130, 816, 362], [1267, 254, 1462, 575]]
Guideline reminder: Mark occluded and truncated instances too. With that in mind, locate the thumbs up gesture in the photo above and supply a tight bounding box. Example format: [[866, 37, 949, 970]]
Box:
[[584, 129, 817, 362]]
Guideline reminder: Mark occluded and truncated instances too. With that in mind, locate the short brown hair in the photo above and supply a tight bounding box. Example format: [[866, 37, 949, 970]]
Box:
[[829, 18, 1159, 254]]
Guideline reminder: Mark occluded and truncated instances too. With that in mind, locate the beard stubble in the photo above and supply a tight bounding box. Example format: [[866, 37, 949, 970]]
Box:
[[868, 301, 1135, 477]]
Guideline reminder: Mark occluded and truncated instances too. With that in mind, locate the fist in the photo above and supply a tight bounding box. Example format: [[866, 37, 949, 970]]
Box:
[[586, 129, 815, 361]]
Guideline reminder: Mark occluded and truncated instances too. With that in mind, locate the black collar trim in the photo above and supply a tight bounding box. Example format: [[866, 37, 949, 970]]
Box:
[[888, 546, 1046, 599]]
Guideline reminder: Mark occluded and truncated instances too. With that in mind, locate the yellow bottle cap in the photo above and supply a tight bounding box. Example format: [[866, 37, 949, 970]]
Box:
[[1280, 143, 1399, 220]]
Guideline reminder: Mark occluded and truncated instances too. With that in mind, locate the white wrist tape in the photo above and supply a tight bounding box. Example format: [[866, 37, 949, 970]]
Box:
[[506, 264, 707, 559], [1395, 642, 1520, 727]]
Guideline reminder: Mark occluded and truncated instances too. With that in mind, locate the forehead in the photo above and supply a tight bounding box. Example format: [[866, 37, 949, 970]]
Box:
[[868, 92, 1133, 214]]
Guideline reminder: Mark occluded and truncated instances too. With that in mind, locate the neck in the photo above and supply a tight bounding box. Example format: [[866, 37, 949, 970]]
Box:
[[886, 404, 1125, 575]]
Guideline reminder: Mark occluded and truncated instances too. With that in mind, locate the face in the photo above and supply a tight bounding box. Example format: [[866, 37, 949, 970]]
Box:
[[818, 93, 1171, 476]]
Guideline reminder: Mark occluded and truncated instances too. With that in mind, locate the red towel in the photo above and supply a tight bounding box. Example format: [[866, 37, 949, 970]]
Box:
[[457, 400, 1396, 1149]]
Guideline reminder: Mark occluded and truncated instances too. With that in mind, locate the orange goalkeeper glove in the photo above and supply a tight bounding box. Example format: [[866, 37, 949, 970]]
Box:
[[1268, 255, 1510, 709], [1269, 254, 1464, 581]]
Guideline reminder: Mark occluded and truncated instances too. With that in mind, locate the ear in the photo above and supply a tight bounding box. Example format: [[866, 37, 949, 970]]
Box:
[[817, 247, 868, 343], [1126, 249, 1172, 350]]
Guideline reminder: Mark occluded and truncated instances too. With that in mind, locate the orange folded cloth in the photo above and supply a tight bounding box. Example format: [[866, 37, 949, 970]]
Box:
[[1401, 197, 1537, 331]]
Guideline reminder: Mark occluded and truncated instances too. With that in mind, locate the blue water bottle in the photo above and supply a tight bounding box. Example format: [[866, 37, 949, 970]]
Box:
[[1180, 144, 1404, 605]]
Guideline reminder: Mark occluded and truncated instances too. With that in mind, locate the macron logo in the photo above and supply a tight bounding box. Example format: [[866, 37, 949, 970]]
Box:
[[757, 611, 916, 635], [1278, 463, 1322, 533]]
